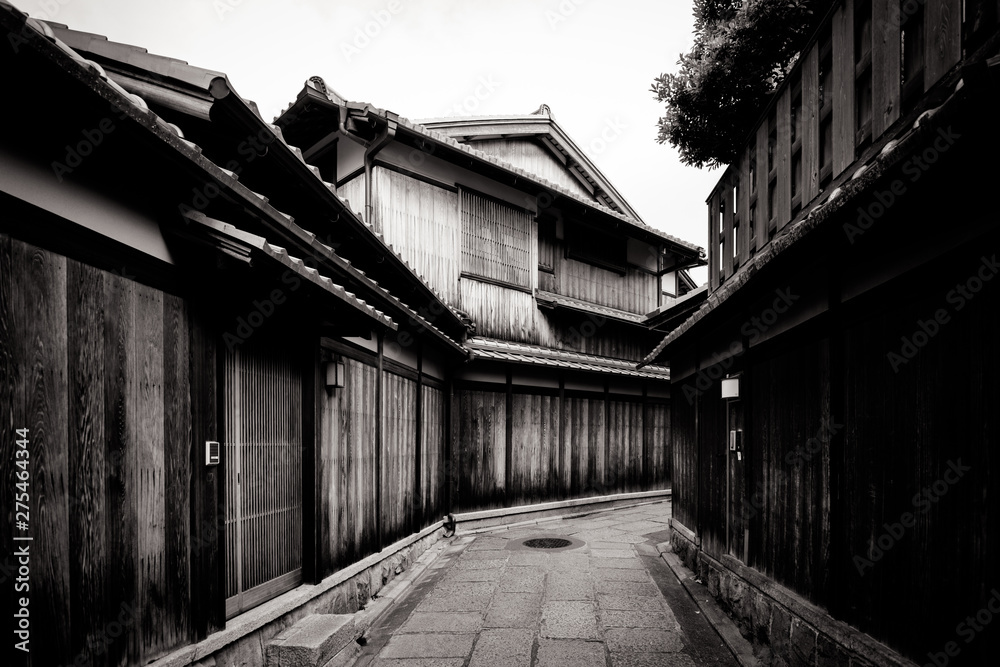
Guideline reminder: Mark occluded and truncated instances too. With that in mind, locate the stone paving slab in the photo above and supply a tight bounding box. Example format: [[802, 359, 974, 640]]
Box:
[[461, 550, 511, 561], [596, 593, 667, 612], [498, 567, 546, 592], [609, 653, 697, 667], [590, 548, 634, 559], [540, 601, 600, 639], [468, 628, 534, 667], [595, 568, 652, 581], [605, 627, 684, 653], [535, 638, 606, 667], [379, 634, 476, 659], [398, 611, 484, 634], [371, 659, 467, 667], [483, 592, 541, 628], [544, 572, 595, 601]]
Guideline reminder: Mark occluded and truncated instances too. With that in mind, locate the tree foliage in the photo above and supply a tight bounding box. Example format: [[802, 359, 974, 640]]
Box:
[[652, 0, 828, 169]]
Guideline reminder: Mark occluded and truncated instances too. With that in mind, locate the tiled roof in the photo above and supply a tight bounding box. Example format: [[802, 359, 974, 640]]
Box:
[[534, 290, 647, 325], [182, 215, 396, 329], [43, 22, 467, 333], [467, 338, 670, 381]]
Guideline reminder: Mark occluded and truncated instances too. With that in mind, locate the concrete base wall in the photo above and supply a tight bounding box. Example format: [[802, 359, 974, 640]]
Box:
[[669, 524, 917, 667]]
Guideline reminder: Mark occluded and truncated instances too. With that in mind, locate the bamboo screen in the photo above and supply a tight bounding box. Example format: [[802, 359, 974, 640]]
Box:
[[224, 338, 303, 617], [460, 189, 532, 289]]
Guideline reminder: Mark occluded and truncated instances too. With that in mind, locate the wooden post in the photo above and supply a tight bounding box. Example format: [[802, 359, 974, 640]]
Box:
[[375, 332, 383, 550], [301, 323, 319, 583], [414, 342, 423, 533], [505, 368, 513, 502]]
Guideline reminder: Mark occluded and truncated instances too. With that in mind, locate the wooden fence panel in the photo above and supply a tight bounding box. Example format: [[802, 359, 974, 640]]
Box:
[[832, 0, 856, 177], [923, 0, 962, 89], [456, 390, 506, 511], [802, 44, 821, 205], [421, 386, 446, 522], [381, 372, 418, 544], [872, 0, 901, 139], [776, 87, 793, 231]]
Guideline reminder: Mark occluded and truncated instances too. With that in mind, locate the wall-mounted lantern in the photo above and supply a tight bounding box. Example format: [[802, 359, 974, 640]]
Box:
[[721, 374, 740, 400], [325, 359, 346, 389]]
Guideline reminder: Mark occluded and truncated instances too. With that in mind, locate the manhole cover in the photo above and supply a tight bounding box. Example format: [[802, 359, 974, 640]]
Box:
[[523, 538, 572, 549]]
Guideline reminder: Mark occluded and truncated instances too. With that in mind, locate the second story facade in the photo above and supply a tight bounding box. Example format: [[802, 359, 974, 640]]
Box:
[[276, 86, 705, 363]]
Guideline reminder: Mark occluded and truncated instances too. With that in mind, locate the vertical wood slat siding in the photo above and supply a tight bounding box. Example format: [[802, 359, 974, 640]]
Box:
[[461, 189, 532, 289], [923, 0, 962, 89], [455, 389, 669, 512], [722, 173, 734, 281], [553, 258, 658, 314], [224, 338, 303, 616], [0, 235, 206, 666], [322, 358, 379, 567], [872, 0, 901, 139], [380, 372, 418, 544], [802, 43, 821, 204], [832, 0, 856, 177], [776, 87, 793, 231], [373, 169, 462, 304], [420, 386, 446, 522], [755, 123, 770, 245], [738, 152, 750, 263]]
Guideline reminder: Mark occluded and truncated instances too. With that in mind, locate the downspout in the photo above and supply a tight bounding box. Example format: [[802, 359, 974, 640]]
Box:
[[363, 117, 397, 230]]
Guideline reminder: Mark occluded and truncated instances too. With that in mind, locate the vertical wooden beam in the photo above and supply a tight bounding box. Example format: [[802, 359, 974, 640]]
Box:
[[375, 332, 383, 550], [558, 378, 567, 498], [642, 386, 651, 489], [446, 380, 456, 513], [924, 0, 962, 89], [755, 123, 770, 243], [777, 86, 793, 230], [708, 192, 719, 291], [723, 173, 735, 279], [873, 0, 901, 139], [301, 324, 319, 583], [504, 368, 513, 502], [802, 43, 821, 204], [738, 152, 750, 262], [414, 343, 423, 533], [832, 0, 856, 177], [603, 380, 611, 493]]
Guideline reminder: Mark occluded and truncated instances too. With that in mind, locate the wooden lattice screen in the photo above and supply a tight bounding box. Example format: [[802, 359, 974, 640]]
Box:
[[224, 338, 303, 617], [460, 189, 532, 289]]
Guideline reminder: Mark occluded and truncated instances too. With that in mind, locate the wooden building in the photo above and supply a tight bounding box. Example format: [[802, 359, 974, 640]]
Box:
[[273, 86, 706, 509], [644, 2, 1000, 665], [0, 5, 705, 667]]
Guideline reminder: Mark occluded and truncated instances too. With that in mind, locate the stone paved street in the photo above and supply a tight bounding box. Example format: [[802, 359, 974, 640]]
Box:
[[353, 501, 739, 667]]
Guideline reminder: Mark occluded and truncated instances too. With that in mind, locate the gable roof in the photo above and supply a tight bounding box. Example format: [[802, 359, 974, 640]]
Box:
[[417, 106, 642, 220]]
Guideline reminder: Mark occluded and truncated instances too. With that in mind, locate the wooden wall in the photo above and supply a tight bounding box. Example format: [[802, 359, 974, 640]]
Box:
[[670, 232, 1000, 663], [707, 0, 967, 293], [0, 234, 221, 667], [318, 348, 448, 574], [368, 168, 662, 361], [453, 386, 671, 513]]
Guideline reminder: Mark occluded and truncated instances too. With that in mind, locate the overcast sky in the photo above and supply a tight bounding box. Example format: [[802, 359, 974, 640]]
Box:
[[21, 0, 719, 283]]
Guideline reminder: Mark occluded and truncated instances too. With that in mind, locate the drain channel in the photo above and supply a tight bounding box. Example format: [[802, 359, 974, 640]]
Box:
[[523, 538, 572, 549]]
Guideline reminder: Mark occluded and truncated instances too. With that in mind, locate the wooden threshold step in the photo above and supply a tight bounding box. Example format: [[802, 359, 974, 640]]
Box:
[[265, 614, 356, 667]]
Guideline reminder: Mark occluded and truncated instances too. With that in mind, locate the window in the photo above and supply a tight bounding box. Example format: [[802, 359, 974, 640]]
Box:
[[461, 188, 532, 289], [566, 222, 627, 274]]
